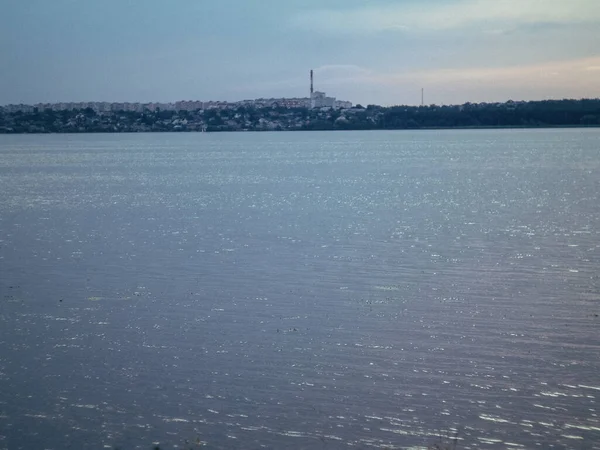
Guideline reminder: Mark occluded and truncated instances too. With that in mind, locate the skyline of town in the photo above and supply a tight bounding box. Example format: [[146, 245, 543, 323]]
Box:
[[0, 95, 354, 114], [3, 94, 600, 114], [1, 69, 353, 112]]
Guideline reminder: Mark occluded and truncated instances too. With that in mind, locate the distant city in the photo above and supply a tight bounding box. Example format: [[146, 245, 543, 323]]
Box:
[[0, 96, 353, 115], [2, 98, 598, 134], [0, 70, 352, 114], [1, 70, 599, 133]]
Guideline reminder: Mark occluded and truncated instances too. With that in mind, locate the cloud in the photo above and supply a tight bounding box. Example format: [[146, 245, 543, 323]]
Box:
[[314, 65, 372, 76], [377, 56, 600, 85], [232, 56, 600, 105], [291, 0, 600, 34], [230, 65, 374, 96], [295, 57, 600, 89], [298, 57, 600, 105], [313, 65, 373, 84]]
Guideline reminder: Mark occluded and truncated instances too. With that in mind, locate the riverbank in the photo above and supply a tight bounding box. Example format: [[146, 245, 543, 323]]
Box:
[[1, 98, 599, 134]]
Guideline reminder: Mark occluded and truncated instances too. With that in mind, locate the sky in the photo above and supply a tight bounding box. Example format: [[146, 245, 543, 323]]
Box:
[[1, 0, 600, 106]]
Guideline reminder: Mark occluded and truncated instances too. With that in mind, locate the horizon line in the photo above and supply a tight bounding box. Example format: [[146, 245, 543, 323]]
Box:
[[2, 96, 600, 110]]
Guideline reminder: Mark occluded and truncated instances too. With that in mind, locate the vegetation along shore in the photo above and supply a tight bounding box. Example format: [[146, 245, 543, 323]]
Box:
[[1, 98, 599, 134]]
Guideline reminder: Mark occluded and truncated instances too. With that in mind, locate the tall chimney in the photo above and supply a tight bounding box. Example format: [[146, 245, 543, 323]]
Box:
[[310, 70, 314, 95]]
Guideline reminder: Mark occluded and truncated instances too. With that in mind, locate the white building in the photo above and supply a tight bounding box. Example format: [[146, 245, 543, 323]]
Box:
[[335, 100, 353, 109], [311, 91, 336, 109]]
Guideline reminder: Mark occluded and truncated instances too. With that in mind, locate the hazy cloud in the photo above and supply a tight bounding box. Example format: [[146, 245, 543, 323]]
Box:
[[320, 57, 600, 105], [381, 56, 600, 84], [291, 0, 600, 34]]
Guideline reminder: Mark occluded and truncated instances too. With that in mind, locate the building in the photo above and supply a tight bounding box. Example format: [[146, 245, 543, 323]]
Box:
[[311, 91, 336, 109], [175, 100, 203, 111], [335, 100, 352, 109]]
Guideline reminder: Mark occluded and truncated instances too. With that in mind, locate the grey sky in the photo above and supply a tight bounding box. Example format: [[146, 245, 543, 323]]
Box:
[[1, 0, 599, 106]]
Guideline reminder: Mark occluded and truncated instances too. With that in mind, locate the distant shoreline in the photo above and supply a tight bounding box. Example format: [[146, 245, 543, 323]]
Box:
[[1, 99, 599, 133]]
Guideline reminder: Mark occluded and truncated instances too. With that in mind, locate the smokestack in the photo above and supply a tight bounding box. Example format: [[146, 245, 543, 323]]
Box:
[[310, 70, 314, 95]]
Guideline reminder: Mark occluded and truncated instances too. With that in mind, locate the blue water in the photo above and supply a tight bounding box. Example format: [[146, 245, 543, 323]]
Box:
[[0, 130, 599, 449]]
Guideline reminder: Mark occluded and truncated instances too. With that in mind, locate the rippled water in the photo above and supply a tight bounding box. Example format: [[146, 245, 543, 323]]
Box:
[[0, 130, 599, 450]]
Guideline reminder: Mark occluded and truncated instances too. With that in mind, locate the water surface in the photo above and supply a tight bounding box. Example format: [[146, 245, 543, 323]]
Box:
[[0, 130, 599, 449]]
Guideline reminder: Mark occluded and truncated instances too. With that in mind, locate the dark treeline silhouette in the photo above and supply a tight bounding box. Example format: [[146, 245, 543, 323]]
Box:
[[376, 99, 600, 129]]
